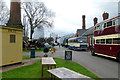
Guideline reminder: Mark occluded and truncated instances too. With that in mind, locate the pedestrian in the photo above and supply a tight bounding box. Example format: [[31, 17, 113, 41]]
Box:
[[43, 46, 49, 57], [59, 43, 60, 48], [54, 48, 55, 53]]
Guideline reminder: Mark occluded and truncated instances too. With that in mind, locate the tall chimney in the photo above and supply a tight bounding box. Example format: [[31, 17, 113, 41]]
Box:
[[82, 15, 86, 29], [7, 0, 22, 29], [102, 12, 109, 20], [93, 17, 98, 26]]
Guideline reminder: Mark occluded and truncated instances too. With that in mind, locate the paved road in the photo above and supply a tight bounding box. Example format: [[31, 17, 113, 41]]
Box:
[[23, 46, 119, 78]]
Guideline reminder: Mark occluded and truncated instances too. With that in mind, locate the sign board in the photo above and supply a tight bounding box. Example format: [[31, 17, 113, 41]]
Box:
[[65, 51, 72, 60]]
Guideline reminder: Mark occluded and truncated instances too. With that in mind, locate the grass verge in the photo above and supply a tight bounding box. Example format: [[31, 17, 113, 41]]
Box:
[[22, 56, 42, 59], [2, 57, 101, 80], [23, 48, 44, 52], [23, 47, 57, 52]]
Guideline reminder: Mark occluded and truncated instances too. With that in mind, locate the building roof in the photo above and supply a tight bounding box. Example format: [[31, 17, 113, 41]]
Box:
[[82, 26, 94, 36], [77, 29, 88, 36]]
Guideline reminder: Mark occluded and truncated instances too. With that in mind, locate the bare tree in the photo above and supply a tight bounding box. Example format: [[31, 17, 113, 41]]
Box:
[[0, 0, 10, 25], [22, 2, 55, 39], [22, 14, 29, 37]]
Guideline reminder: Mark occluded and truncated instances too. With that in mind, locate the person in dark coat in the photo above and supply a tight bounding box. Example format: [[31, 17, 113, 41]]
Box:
[[43, 46, 49, 57]]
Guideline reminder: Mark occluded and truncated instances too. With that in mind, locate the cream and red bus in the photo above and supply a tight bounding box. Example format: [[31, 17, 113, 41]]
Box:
[[91, 15, 120, 61], [68, 36, 88, 50]]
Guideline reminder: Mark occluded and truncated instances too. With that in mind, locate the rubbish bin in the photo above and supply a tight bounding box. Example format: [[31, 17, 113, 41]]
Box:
[[30, 48, 35, 58]]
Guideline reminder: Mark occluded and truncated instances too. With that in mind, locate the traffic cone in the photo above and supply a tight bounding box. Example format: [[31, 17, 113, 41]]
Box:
[[54, 48, 55, 53], [44, 54, 46, 57], [51, 51, 53, 54]]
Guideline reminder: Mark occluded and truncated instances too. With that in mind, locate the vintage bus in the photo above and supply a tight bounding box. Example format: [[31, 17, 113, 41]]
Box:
[[91, 15, 120, 61], [68, 36, 88, 50]]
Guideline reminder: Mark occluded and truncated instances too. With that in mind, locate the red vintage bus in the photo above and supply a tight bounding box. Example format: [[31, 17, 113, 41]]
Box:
[[91, 15, 120, 61]]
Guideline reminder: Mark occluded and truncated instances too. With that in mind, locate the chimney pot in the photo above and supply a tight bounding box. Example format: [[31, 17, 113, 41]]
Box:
[[102, 12, 109, 20], [93, 17, 98, 26]]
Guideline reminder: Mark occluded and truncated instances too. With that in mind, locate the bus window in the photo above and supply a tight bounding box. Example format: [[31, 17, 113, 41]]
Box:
[[75, 40, 78, 42], [112, 20, 115, 26], [101, 39, 105, 44], [104, 23, 107, 28], [115, 19, 118, 26], [96, 39, 101, 44], [106, 39, 112, 44], [113, 38, 120, 44], [113, 18, 120, 26], [118, 18, 120, 25], [95, 26, 96, 30], [97, 25, 100, 30], [70, 40, 72, 43], [101, 23, 104, 29], [95, 25, 100, 30], [95, 26, 98, 30], [78, 39, 82, 42], [107, 21, 112, 27], [81, 37, 87, 42]]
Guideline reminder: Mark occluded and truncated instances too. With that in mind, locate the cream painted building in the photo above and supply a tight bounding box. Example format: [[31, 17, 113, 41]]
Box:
[[0, 26, 23, 66]]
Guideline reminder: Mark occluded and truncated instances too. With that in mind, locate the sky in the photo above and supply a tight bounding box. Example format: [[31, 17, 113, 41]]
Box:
[[3, 0, 120, 37], [42, 0, 119, 37]]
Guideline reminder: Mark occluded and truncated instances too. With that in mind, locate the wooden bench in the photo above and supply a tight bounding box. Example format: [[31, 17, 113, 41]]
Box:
[[42, 57, 56, 79], [48, 67, 94, 80]]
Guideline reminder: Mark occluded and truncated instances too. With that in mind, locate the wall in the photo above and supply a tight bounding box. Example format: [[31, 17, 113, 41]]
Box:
[[0, 26, 23, 66]]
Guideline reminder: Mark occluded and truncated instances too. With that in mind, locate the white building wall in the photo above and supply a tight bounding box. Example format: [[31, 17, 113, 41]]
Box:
[[33, 27, 44, 39]]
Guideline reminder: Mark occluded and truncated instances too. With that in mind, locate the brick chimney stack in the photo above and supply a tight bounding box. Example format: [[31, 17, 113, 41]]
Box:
[[102, 11, 109, 20], [93, 17, 98, 26], [7, 0, 22, 29], [82, 15, 86, 29]]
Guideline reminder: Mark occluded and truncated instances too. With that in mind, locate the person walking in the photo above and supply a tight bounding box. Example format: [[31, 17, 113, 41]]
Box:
[[43, 47, 49, 57], [59, 43, 60, 48], [43, 43, 49, 57]]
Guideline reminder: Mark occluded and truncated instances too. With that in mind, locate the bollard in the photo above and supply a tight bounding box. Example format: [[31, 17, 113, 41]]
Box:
[[30, 48, 35, 58]]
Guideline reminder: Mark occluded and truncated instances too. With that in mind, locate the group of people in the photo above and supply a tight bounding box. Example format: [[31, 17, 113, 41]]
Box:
[[43, 45, 55, 57]]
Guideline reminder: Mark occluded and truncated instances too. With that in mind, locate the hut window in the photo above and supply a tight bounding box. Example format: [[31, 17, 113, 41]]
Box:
[[10, 35, 15, 43]]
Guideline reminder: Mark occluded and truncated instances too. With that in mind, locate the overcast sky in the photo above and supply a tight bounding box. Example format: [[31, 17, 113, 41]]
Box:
[[4, 0, 120, 37], [42, 0, 119, 36]]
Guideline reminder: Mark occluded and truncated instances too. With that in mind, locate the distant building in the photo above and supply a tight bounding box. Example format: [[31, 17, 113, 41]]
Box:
[[50, 33, 58, 41], [57, 33, 75, 44], [76, 29, 87, 36], [33, 26, 44, 39], [82, 26, 94, 49]]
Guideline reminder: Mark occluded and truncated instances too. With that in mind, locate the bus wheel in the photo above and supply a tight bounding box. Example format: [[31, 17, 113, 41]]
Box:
[[73, 46, 76, 51], [91, 48, 95, 56], [116, 53, 120, 63]]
